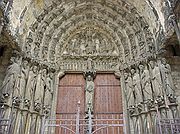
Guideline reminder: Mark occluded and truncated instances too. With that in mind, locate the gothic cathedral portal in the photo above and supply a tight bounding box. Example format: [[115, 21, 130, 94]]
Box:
[[0, 0, 180, 134], [56, 73, 123, 134]]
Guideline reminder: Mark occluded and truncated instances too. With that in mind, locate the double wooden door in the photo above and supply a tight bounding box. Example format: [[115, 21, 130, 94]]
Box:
[[56, 74, 123, 134]]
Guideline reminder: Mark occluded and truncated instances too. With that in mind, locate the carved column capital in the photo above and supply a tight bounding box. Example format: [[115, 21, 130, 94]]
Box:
[[83, 69, 96, 80]]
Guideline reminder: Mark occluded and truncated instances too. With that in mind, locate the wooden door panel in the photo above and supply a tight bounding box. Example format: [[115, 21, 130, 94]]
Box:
[[56, 73, 123, 134], [56, 86, 84, 113], [94, 74, 123, 134], [94, 86, 122, 113], [94, 74, 122, 113], [57, 74, 85, 114], [56, 74, 85, 134]]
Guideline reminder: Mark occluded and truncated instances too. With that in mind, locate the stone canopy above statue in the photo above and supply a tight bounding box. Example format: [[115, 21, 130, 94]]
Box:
[[61, 27, 119, 58]]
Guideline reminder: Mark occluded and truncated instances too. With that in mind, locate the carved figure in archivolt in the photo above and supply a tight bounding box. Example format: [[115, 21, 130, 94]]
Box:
[[149, 60, 163, 98], [85, 75, 94, 112], [124, 72, 135, 107], [1, 56, 21, 98], [25, 65, 38, 107], [94, 39, 100, 54], [160, 58, 174, 96], [34, 69, 47, 110], [139, 64, 153, 101], [44, 72, 54, 107], [80, 39, 86, 55], [131, 68, 143, 104]]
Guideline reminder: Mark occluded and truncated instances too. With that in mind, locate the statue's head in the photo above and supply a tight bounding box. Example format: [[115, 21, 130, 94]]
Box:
[[95, 39, 100, 44], [161, 58, 166, 64], [42, 69, 47, 76], [124, 72, 129, 79], [33, 66, 38, 73], [131, 68, 135, 74], [87, 75, 92, 81], [139, 64, 144, 71], [149, 60, 155, 68], [10, 57, 15, 64], [23, 60, 28, 67], [49, 72, 54, 78]]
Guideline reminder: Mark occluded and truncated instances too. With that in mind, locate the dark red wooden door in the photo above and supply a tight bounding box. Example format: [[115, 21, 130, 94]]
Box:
[[94, 74, 123, 134], [56, 74, 85, 134], [56, 73, 123, 134]]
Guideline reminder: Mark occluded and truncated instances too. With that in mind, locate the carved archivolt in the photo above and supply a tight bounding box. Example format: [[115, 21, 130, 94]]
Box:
[[22, 0, 155, 72]]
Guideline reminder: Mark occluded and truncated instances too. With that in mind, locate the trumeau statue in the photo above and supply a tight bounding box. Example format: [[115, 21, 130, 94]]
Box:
[[149, 60, 163, 98], [124, 72, 135, 107], [160, 58, 174, 96], [131, 68, 143, 104], [85, 75, 94, 113], [1, 56, 21, 99], [139, 64, 153, 101], [25, 65, 38, 108]]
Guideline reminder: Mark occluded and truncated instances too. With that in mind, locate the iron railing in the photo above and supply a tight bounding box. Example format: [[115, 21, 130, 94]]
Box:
[[41, 105, 124, 134], [157, 118, 180, 134], [0, 119, 11, 134]]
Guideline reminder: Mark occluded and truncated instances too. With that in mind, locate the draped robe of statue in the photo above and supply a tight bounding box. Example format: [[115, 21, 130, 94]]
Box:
[[25, 66, 38, 107], [1, 57, 20, 97], [124, 72, 135, 107], [34, 69, 46, 110], [131, 69, 143, 104], [44, 72, 54, 107], [149, 61, 163, 98], [160, 58, 174, 96], [19, 60, 29, 98], [139, 65, 153, 101], [85, 75, 94, 112]]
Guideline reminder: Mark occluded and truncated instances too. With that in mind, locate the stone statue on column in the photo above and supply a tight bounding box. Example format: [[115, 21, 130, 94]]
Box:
[[24, 65, 38, 108], [160, 58, 175, 96], [131, 68, 143, 105], [139, 64, 153, 101], [44, 71, 54, 114], [84, 58, 96, 113], [85, 75, 95, 113], [149, 60, 163, 99], [20, 60, 29, 95], [1, 56, 21, 104], [124, 71, 136, 115], [124, 72, 135, 107], [34, 68, 47, 112]]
